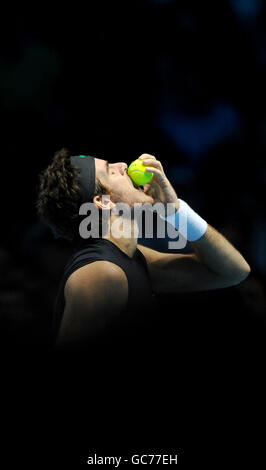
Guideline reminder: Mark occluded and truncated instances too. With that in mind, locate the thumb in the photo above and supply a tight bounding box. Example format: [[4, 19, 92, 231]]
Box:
[[143, 183, 152, 194]]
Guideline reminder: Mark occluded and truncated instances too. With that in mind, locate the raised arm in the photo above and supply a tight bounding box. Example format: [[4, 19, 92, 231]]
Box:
[[138, 225, 250, 294], [55, 261, 128, 349], [136, 153, 250, 294]]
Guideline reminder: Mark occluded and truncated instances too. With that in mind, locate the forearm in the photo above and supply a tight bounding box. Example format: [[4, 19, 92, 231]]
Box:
[[160, 196, 251, 286], [190, 224, 251, 282], [138, 153, 251, 288]]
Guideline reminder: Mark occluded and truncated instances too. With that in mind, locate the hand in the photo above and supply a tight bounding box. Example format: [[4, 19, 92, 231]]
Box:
[[139, 154, 180, 211]]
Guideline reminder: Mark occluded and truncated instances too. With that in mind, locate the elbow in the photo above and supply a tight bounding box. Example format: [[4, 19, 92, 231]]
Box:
[[230, 263, 251, 286]]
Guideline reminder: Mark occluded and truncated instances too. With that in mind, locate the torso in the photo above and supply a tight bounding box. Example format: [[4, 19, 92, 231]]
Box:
[[53, 238, 156, 346]]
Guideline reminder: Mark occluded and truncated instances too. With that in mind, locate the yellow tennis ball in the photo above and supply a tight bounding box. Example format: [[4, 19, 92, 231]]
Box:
[[127, 158, 154, 186]]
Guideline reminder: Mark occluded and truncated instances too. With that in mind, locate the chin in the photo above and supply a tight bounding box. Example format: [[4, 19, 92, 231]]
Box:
[[143, 194, 154, 204], [133, 192, 154, 205], [125, 183, 153, 205]]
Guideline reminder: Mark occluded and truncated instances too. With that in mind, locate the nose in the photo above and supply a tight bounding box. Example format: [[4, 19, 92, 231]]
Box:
[[117, 162, 128, 175]]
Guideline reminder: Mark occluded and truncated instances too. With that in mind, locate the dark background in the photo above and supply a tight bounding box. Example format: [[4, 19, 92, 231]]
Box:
[[1, 1, 265, 467]]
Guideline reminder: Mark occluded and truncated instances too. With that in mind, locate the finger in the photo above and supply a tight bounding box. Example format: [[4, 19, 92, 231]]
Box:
[[143, 182, 151, 189], [142, 159, 163, 169], [145, 166, 164, 179], [139, 154, 156, 160], [143, 185, 152, 194]]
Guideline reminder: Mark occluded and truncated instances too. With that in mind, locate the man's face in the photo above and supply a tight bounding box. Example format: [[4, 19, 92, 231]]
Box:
[[94, 158, 154, 206]]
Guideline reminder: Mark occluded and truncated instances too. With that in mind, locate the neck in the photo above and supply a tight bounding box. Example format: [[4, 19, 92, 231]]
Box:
[[102, 216, 139, 258]]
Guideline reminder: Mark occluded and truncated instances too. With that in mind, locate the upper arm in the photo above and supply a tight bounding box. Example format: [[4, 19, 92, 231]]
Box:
[[56, 261, 128, 348], [137, 244, 239, 294]]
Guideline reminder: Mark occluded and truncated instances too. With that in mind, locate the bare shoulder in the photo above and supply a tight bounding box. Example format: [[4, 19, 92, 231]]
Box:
[[65, 260, 128, 302], [57, 261, 129, 347]]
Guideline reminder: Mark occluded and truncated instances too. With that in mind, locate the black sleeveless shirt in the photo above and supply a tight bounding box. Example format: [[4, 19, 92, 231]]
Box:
[[53, 238, 157, 347]]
